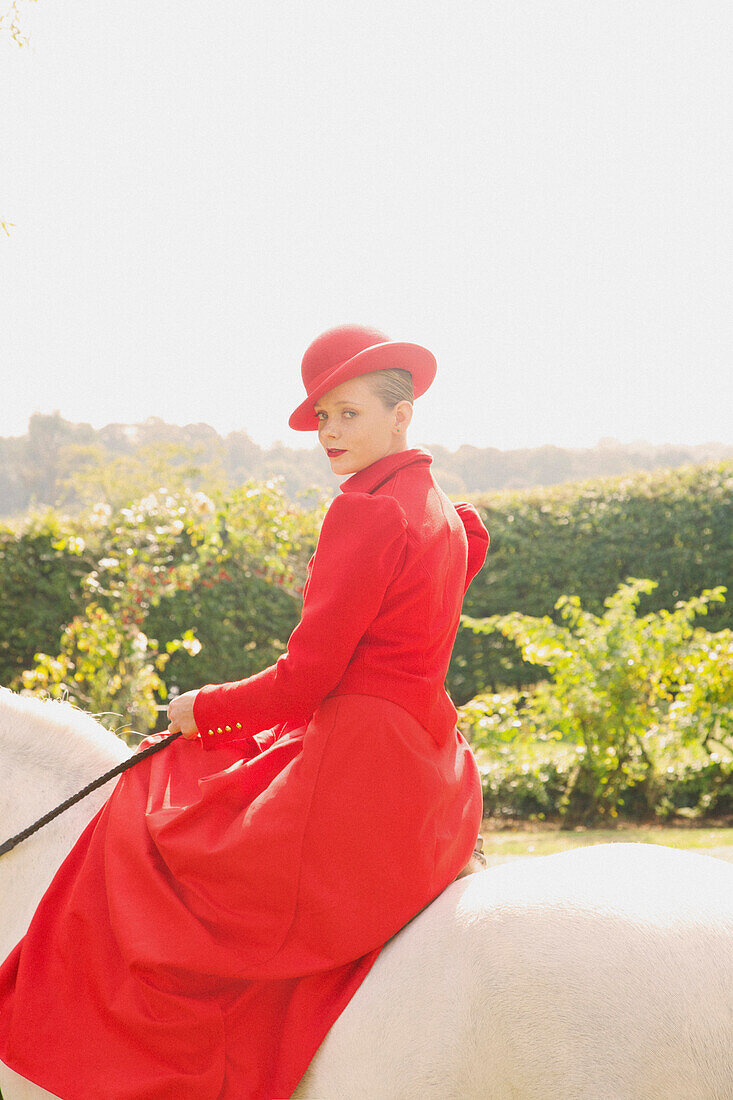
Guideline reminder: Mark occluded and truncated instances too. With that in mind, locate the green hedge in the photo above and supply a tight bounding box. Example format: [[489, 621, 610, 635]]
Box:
[[450, 460, 733, 702], [144, 569, 301, 695], [0, 487, 321, 723], [2, 462, 731, 727], [0, 513, 91, 687], [477, 753, 733, 824]]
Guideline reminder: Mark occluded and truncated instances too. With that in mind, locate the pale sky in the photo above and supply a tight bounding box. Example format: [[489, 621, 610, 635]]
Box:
[[2, 0, 731, 452]]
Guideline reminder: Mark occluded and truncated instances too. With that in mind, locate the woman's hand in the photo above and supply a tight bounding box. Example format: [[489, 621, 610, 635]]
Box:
[[167, 690, 200, 740]]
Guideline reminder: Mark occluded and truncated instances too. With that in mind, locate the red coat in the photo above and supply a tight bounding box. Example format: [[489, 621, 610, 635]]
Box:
[[194, 447, 489, 745], [0, 448, 488, 1100]]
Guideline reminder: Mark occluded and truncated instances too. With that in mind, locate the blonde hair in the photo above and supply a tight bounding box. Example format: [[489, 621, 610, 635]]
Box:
[[364, 368, 414, 409]]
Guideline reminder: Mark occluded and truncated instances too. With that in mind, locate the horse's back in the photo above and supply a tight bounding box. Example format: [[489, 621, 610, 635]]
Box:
[[0, 1063, 61, 1100], [297, 843, 733, 1099]]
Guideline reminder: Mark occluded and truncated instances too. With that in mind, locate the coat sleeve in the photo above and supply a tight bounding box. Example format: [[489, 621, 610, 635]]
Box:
[[454, 502, 490, 591], [193, 492, 408, 746]]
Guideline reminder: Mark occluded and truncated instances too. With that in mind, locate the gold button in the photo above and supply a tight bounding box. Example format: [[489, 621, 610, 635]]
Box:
[[208, 730, 214, 736], [217, 727, 222, 734], [236, 722, 242, 729], [225, 725, 231, 732]]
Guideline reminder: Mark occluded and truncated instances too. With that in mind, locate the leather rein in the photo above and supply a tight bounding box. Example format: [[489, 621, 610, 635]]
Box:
[[0, 730, 183, 857]]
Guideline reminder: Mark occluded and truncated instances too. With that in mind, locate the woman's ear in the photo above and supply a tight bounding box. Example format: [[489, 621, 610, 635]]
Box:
[[393, 401, 413, 434]]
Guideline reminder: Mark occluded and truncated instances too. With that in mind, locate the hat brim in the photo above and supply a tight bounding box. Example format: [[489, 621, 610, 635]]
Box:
[[288, 341, 437, 431]]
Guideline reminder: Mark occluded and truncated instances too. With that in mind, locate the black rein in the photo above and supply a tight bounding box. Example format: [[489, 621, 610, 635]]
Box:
[[0, 730, 183, 858]]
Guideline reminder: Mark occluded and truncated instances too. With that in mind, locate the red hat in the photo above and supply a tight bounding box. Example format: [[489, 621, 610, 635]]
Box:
[[289, 323, 437, 431]]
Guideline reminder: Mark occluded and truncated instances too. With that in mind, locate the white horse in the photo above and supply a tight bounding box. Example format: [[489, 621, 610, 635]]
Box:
[[1, 687, 732, 1100]]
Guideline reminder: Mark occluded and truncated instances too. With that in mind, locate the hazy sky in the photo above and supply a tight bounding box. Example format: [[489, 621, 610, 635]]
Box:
[[2, 0, 731, 452]]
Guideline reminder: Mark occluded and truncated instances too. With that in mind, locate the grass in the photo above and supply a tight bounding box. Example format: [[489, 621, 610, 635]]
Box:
[[479, 823, 733, 860]]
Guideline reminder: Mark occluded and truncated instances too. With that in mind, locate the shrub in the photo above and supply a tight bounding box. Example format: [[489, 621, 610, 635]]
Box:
[[15, 482, 323, 733], [464, 580, 729, 825]]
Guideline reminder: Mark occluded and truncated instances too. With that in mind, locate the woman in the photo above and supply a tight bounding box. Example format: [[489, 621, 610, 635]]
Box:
[[0, 324, 489, 1100]]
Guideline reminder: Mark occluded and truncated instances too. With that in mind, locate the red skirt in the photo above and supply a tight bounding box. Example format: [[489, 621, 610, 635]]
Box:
[[0, 694, 482, 1099]]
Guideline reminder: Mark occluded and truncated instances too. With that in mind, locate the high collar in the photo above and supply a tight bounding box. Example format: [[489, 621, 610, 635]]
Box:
[[339, 447, 433, 495]]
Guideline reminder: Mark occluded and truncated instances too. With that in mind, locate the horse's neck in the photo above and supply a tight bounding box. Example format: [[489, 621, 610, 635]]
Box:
[[0, 692, 132, 960], [0, 690, 131, 826]]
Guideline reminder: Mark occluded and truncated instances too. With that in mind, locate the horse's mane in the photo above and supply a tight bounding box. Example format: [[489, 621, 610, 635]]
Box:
[[0, 688, 131, 779]]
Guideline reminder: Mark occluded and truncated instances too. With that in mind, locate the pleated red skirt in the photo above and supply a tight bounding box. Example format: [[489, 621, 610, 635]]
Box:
[[0, 694, 482, 1099]]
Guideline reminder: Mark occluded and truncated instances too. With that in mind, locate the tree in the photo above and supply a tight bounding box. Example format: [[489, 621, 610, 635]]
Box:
[[60, 440, 227, 511]]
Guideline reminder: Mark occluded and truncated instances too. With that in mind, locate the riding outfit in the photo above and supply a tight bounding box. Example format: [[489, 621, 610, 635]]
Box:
[[0, 327, 489, 1099]]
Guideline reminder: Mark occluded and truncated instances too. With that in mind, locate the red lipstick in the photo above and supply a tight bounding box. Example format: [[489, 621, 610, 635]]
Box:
[[327, 449, 346, 457]]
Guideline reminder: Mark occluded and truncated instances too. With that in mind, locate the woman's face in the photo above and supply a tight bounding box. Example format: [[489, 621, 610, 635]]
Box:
[[314, 375, 412, 476]]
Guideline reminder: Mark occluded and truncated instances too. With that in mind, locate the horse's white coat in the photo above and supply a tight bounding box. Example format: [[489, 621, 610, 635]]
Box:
[[296, 843, 733, 1099], [0, 689, 732, 1100], [0, 689, 130, 952]]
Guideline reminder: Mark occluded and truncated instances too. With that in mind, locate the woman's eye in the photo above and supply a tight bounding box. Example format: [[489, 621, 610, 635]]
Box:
[[343, 410, 357, 418]]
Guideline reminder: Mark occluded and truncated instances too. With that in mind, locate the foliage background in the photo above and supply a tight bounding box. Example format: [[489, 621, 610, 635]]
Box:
[[1, 457, 730, 822], [454, 460, 733, 702], [462, 579, 732, 826]]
